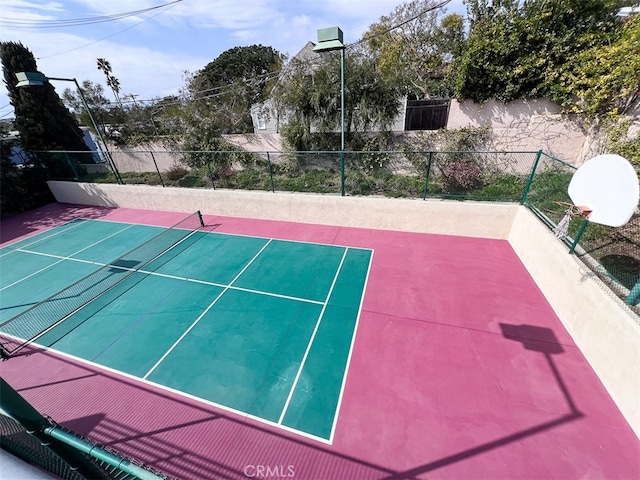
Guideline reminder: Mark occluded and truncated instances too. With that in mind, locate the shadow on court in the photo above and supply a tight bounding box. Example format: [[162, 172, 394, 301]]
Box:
[[0, 203, 116, 246], [381, 324, 584, 480], [10, 324, 586, 480]]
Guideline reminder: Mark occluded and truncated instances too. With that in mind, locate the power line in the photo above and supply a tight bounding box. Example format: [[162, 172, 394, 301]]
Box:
[[0, 1, 183, 28], [37, 1, 183, 60], [352, 0, 452, 49]]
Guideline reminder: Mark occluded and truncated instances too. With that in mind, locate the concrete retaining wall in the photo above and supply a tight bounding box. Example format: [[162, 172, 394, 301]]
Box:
[[46, 181, 640, 437], [46, 181, 517, 239]]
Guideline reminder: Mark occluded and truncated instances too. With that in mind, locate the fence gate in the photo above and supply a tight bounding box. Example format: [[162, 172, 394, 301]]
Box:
[[404, 98, 450, 131]]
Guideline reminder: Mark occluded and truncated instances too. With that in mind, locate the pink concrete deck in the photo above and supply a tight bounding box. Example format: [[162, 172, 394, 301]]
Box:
[[1, 203, 639, 480]]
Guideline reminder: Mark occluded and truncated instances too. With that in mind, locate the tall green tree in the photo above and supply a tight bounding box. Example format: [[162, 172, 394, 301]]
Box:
[[454, 0, 625, 104], [274, 45, 402, 151], [364, 0, 465, 98], [557, 14, 640, 116], [0, 41, 88, 152], [187, 45, 285, 135], [62, 80, 112, 127]]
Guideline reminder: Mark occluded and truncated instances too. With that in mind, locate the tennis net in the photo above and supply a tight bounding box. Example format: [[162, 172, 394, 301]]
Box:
[[0, 211, 205, 358]]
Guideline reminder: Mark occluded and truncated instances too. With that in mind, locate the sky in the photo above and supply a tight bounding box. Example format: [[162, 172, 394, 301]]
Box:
[[0, 0, 466, 120]]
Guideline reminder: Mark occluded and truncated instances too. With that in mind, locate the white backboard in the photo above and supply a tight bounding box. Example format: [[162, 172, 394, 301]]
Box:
[[568, 154, 639, 227]]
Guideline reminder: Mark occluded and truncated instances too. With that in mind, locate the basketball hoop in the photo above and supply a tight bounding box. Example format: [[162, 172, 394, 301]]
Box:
[[552, 203, 592, 238], [553, 153, 639, 243]]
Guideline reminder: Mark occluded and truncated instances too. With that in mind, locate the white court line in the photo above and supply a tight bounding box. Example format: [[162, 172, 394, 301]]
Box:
[[1, 224, 136, 292], [15, 243, 326, 306], [40, 345, 333, 444], [277, 247, 349, 425], [0, 219, 87, 258], [328, 250, 374, 444], [142, 239, 274, 380], [201, 228, 366, 251], [139, 270, 325, 305]]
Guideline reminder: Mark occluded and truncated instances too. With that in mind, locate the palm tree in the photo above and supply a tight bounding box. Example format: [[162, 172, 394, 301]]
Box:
[[97, 58, 122, 106]]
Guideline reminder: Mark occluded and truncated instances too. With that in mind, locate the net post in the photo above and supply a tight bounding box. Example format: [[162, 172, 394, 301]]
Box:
[[197, 210, 205, 227]]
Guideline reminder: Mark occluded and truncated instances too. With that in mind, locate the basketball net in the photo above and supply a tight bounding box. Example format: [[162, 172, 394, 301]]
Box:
[[553, 203, 592, 238]]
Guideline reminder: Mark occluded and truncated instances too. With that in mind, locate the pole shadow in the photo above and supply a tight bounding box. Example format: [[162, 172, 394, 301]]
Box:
[[381, 323, 583, 479]]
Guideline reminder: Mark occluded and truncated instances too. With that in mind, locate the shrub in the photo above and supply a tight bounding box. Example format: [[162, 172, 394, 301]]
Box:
[[442, 160, 482, 193], [166, 164, 189, 181]]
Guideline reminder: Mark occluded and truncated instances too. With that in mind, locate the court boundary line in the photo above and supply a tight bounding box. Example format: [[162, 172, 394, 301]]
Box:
[[13, 248, 329, 307], [0, 219, 88, 257], [1, 224, 136, 292], [39, 346, 334, 445], [277, 247, 349, 425], [50, 216, 367, 251], [329, 249, 374, 444], [142, 239, 274, 380], [5, 220, 373, 443]]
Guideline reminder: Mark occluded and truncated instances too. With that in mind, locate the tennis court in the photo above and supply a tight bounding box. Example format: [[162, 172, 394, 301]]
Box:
[[1, 203, 638, 480], [0, 213, 372, 442]]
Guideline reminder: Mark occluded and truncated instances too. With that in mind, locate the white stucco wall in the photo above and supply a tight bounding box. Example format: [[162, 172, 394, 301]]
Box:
[[447, 99, 586, 163]]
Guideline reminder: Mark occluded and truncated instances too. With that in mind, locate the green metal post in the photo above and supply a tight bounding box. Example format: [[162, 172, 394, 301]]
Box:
[[626, 279, 640, 306], [206, 155, 216, 189], [267, 152, 275, 193], [67, 78, 123, 185], [521, 149, 543, 205], [340, 48, 346, 196], [568, 219, 589, 254], [149, 151, 165, 187], [43, 427, 164, 480], [423, 152, 433, 200]]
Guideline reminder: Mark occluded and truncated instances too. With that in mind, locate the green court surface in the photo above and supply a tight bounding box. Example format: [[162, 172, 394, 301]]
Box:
[[0, 218, 372, 441]]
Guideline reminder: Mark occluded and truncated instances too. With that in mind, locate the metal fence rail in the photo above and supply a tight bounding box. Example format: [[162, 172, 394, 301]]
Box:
[[28, 149, 640, 307]]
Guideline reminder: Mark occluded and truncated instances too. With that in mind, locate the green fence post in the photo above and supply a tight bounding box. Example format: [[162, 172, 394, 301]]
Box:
[[521, 149, 543, 205], [626, 279, 640, 306], [340, 151, 346, 196], [568, 219, 589, 254], [267, 152, 275, 193], [149, 151, 165, 187], [206, 154, 216, 190], [423, 151, 433, 200]]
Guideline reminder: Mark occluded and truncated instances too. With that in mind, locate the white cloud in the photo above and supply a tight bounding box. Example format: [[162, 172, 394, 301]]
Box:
[[0, 0, 468, 118]]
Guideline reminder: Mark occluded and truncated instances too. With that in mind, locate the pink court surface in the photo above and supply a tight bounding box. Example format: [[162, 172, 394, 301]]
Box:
[[1, 203, 639, 480]]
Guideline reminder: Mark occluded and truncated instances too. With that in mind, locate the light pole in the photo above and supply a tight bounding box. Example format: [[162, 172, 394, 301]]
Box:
[[313, 27, 346, 196], [15, 71, 123, 184]]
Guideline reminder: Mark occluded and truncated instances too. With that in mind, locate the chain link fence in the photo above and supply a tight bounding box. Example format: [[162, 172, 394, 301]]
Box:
[[0, 412, 171, 480], [522, 152, 640, 308], [25, 149, 640, 307]]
